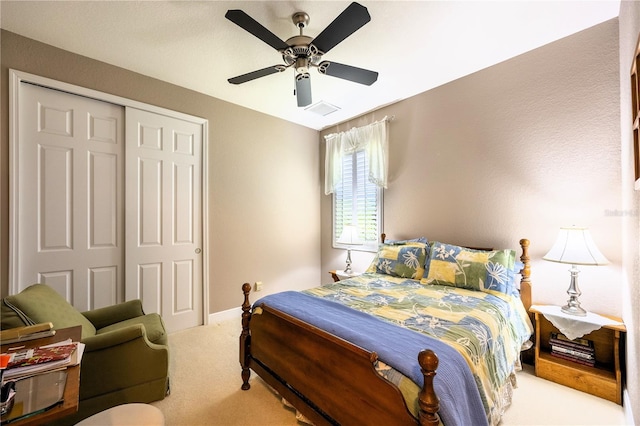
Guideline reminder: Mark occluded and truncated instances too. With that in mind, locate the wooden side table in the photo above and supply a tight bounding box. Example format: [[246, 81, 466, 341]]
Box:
[[530, 306, 626, 404], [1, 326, 82, 425]]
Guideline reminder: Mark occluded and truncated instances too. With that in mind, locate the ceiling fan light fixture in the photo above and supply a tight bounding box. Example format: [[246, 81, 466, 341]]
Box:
[[295, 57, 310, 74]]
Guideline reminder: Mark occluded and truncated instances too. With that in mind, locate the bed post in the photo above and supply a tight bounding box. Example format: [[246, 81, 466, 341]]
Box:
[[417, 349, 440, 426], [518, 239, 532, 313], [240, 282, 252, 390]]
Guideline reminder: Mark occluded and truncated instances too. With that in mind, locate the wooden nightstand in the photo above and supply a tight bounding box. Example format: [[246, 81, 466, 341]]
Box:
[[530, 305, 626, 404], [329, 270, 362, 282]]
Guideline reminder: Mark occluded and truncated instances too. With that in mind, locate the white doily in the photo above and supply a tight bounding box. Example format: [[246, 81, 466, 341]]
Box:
[[531, 305, 623, 340]]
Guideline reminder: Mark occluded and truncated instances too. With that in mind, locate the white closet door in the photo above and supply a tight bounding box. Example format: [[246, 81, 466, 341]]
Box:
[[17, 82, 124, 310], [125, 107, 203, 333]]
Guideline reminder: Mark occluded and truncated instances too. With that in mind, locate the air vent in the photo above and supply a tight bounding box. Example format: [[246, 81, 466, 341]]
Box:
[[305, 101, 340, 116]]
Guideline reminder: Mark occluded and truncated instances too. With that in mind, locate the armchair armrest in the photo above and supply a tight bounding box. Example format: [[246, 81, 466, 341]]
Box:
[[81, 300, 145, 329], [81, 324, 147, 351], [79, 324, 169, 402]]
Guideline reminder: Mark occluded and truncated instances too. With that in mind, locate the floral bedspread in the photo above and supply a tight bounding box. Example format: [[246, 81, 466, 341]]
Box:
[[304, 273, 533, 425]]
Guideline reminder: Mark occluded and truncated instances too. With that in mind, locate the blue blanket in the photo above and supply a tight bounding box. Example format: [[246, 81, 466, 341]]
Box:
[[255, 291, 488, 426]]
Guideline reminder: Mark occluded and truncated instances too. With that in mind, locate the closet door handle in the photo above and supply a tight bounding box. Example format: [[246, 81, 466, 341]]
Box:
[[195, 248, 202, 254]]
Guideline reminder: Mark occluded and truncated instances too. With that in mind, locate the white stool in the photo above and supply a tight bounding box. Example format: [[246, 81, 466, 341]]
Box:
[[76, 403, 165, 426]]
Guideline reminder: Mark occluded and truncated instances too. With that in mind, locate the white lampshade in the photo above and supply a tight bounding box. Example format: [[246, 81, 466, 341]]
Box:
[[337, 225, 361, 245], [543, 226, 609, 266]]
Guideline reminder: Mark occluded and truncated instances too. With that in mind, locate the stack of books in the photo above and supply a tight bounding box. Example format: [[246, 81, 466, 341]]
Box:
[[549, 332, 596, 366], [0, 323, 55, 345], [2, 341, 80, 380]]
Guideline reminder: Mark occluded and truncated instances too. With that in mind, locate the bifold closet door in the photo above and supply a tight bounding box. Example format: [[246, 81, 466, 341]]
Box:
[[125, 107, 203, 333], [16, 82, 124, 310], [14, 82, 204, 331]]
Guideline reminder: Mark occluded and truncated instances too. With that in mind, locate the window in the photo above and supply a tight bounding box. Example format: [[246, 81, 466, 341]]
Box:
[[325, 116, 389, 251], [333, 149, 383, 252]]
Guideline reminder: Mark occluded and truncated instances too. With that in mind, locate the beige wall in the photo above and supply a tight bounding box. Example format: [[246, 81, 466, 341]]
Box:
[[618, 1, 640, 422], [321, 20, 623, 314], [0, 30, 321, 314], [321, 16, 635, 420]]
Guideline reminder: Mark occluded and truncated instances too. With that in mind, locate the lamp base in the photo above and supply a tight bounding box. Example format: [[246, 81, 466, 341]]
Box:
[[561, 304, 587, 316], [344, 248, 352, 274], [561, 264, 587, 316]]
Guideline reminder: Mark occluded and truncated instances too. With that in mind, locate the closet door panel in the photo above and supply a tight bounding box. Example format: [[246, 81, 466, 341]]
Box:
[[17, 82, 124, 310], [125, 107, 203, 333]]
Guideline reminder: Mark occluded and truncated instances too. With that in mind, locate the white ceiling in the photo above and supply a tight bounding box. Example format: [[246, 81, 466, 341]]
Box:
[[0, 1, 621, 130]]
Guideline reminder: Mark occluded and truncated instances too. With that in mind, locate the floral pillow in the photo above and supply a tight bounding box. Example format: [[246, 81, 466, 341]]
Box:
[[420, 241, 516, 293], [365, 242, 428, 280]]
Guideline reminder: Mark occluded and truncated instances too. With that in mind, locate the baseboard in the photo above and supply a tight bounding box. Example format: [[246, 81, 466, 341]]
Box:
[[623, 389, 636, 425], [208, 306, 242, 324]]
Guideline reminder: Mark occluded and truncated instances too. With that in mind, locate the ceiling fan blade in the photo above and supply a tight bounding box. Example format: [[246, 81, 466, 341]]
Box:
[[311, 2, 371, 54], [318, 61, 378, 85], [225, 9, 290, 51], [296, 74, 312, 107], [228, 65, 285, 85]]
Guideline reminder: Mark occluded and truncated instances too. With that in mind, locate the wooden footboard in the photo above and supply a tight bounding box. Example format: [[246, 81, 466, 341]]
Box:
[[240, 239, 532, 425], [240, 283, 439, 426]]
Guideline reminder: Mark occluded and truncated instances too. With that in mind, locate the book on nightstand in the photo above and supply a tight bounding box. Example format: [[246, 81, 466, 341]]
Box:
[[549, 332, 595, 366], [550, 350, 596, 367]]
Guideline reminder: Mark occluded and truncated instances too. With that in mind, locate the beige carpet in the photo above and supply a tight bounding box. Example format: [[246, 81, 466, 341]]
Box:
[[151, 319, 628, 425]]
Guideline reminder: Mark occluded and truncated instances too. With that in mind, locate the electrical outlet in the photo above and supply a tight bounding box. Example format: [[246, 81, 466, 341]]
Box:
[[255, 281, 263, 292]]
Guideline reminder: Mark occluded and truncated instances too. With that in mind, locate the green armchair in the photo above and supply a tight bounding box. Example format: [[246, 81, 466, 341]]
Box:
[[1, 284, 169, 424]]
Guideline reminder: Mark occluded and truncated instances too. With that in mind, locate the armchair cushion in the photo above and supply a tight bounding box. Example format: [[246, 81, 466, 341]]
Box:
[[4, 284, 96, 339]]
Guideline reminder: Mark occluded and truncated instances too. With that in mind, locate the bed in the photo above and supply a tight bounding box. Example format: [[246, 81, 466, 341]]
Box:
[[240, 236, 534, 426]]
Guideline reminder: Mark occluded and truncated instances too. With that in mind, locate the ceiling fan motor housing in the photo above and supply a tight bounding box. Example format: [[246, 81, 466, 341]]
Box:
[[283, 35, 322, 70]]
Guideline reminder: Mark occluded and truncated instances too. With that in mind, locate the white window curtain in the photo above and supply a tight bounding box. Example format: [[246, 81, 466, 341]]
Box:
[[324, 116, 389, 195]]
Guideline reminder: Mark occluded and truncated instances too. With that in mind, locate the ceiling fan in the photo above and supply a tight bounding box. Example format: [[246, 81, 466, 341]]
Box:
[[225, 2, 378, 108]]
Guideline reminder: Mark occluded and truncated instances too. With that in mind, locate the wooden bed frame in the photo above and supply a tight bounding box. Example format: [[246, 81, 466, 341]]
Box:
[[240, 238, 532, 426]]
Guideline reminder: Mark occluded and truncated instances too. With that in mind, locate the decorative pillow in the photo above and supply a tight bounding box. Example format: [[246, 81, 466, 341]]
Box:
[[366, 237, 429, 273], [366, 242, 428, 280], [421, 241, 516, 292]]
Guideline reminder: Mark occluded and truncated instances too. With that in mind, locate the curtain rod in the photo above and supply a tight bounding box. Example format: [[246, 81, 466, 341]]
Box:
[[322, 115, 395, 138], [323, 115, 394, 140], [320, 103, 398, 131]]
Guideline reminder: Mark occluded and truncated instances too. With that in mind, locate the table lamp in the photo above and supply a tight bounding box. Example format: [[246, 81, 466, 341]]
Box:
[[337, 225, 362, 274], [543, 226, 609, 316]]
